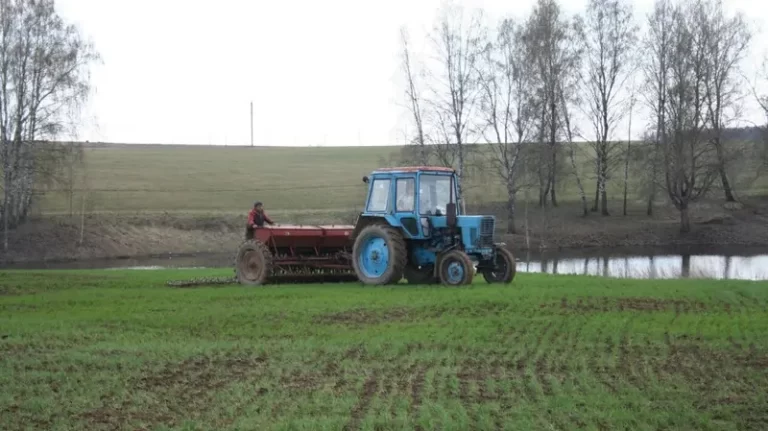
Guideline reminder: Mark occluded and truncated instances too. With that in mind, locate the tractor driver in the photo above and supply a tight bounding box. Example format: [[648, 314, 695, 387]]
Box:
[[245, 201, 275, 239]]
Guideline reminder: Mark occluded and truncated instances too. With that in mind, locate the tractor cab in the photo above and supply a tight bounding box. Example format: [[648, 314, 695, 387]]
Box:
[[351, 166, 516, 286], [360, 166, 458, 238]]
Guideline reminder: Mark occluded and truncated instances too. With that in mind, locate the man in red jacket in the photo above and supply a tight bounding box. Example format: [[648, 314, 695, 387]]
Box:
[[245, 201, 275, 239]]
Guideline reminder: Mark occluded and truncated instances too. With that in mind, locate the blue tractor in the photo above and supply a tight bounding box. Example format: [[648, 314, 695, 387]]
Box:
[[351, 166, 517, 286]]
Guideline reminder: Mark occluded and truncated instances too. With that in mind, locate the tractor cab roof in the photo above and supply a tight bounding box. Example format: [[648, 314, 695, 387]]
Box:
[[370, 166, 455, 175]]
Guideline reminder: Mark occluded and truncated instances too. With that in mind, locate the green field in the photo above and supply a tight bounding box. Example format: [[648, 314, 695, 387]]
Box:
[[2, 270, 767, 430], [36, 142, 768, 216]]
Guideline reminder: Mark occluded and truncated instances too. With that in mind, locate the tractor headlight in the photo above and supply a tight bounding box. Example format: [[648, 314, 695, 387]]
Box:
[[420, 217, 430, 236]]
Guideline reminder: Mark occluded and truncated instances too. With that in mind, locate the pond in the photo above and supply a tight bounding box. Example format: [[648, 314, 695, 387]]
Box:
[[517, 245, 768, 281], [1, 246, 767, 281]]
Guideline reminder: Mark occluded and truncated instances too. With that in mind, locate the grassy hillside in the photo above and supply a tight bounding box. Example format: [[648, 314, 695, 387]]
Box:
[[40, 145, 394, 214], [1, 270, 767, 430], [34, 142, 768, 216], [3, 141, 765, 262]]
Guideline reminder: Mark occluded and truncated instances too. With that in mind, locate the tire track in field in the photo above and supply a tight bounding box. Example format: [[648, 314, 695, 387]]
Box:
[[534, 320, 567, 397], [603, 332, 618, 389], [408, 361, 431, 431], [461, 352, 504, 430], [391, 360, 419, 421], [520, 321, 553, 402], [734, 290, 756, 345], [735, 302, 752, 357], [637, 336, 660, 387], [564, 316, 588, 395], [546, 319, 580, 431], [500, 320, 531, 398], [378, 363, 397, 422], [456, 361, 477, 430], [550, 317, 579, 385], [343, 371, 379, 431], [455, 354, 494, 429], [494, 328, 528, 431], [617, 317, 642, 389], [588, 324, 618, 394], [480, 375, 503, 431], [514, 321, 538, 401]]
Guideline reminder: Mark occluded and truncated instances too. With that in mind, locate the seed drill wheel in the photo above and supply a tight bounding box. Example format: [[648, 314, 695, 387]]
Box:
[[438, 250, 474, 286], [352, 224, 407, 285], [482, 247, 517, 284], [234, 239, 273, 285]]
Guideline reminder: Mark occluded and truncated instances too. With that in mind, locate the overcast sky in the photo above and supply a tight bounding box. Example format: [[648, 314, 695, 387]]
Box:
[[56, 0, 768, 146]]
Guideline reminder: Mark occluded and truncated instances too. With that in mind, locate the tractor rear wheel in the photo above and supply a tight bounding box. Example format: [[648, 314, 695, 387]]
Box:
[[234, 239, 273, 285], [352, 224, 407, 285], [404, 265, 438, 285], [437, 250, 474, 286], [482, 247, 516, 284]]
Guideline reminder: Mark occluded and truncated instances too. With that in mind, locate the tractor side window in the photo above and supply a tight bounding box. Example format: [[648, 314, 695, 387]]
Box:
[[420, 174, 452, 215], [366, 179, 390, 212], [396, 178, 415, 212]]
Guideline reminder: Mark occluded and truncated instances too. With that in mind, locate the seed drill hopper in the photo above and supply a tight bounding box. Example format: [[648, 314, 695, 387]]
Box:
[[234, 166, 516, 286], [234, 224, 357, 284]]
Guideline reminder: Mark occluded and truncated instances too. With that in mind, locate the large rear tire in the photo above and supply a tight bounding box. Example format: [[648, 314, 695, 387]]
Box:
[[352, 224, 407, 285], [482, 247, 516, 284], [234, 239, 273, 285], [438, 250, 474, 286]]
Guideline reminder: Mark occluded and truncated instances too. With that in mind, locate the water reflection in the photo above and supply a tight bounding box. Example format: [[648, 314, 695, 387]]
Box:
[[0, 253, 232, 271], [3, 247, 768, 281], [519, 253, 768, 281]]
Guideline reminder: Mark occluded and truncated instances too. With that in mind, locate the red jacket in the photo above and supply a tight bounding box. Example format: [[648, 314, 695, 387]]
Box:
[[248, 208, 274, 227]]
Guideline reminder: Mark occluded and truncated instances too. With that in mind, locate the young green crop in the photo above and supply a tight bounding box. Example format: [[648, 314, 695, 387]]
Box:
[[1, 269, 767, 430]]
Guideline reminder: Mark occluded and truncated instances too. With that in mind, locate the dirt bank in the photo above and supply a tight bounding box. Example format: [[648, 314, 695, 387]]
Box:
[[499, 196, 768, 251], [2, 197, 768, 264]]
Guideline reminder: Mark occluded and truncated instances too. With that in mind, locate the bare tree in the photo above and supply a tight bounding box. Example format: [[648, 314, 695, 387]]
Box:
[[759, 58, 768, 169], [400, 26, 429, 165], [523, 0, 582, 208], [77, 149, 89, 245], [476, 18, 537, 233], [59, 141, 84, 217], [659, 0, 720, 232], [559, 80, 590, 216], [642, 0, 676, 216], [699, 0, 752, 202], [0, 0, 98, 251], [623, 82, 637, 216], [427, 0, 485, 213], [429, 107, 460, 169], [579, 0, 637, 215]]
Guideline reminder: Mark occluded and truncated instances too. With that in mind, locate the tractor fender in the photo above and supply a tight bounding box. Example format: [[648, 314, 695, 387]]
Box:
[[352, 215, 409, 242], [351, 216, 387, 241]]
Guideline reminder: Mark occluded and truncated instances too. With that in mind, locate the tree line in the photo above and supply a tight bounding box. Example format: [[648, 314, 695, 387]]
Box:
[[398, 0, 768, 233], [0, 0, 97, 251]]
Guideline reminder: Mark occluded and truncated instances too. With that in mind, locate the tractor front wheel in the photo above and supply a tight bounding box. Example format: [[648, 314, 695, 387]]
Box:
[[234, 239, 273, 285], [482, 247, 516, 284], [352, 224, 407, 285], [438, 250, 474, 286]]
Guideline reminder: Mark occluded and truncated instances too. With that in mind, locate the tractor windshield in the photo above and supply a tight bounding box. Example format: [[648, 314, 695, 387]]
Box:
[[419, 174, 453, 216]]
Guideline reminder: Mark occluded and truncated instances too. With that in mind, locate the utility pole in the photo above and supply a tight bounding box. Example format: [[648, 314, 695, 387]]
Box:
[[250, 101, 254, 147]]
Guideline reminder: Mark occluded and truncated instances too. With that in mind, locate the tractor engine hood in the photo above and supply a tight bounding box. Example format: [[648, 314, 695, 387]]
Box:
[[428, 215, 496, 250]]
